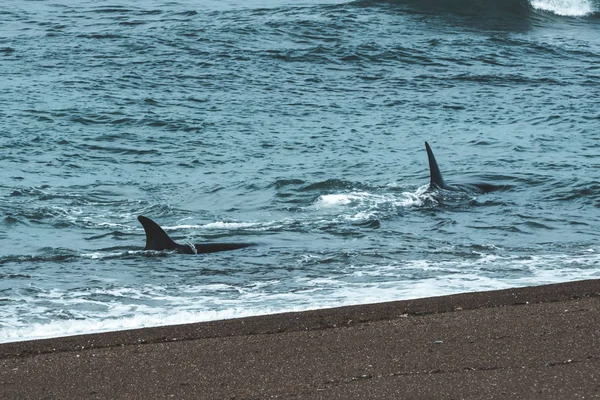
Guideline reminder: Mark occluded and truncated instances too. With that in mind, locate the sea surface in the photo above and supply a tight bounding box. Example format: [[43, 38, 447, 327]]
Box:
[[1, 0, 599, 343]]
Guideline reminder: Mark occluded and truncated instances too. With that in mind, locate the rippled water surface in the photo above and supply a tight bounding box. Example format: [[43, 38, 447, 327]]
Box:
[[1, 0, 599, 342]]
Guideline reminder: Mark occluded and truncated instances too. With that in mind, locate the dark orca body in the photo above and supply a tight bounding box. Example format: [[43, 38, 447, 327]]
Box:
[[425, 141, 506, 194], [138, 215, 254, 254]]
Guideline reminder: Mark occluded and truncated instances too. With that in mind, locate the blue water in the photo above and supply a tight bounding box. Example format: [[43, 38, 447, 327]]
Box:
[[1, 0, 599, 342]]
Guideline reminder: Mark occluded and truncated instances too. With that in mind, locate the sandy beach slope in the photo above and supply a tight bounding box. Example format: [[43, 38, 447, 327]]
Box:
[[1, 279, 599, 399]]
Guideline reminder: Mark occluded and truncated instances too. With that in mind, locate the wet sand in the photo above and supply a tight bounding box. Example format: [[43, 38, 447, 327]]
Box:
[[1, 279, 600, 399]]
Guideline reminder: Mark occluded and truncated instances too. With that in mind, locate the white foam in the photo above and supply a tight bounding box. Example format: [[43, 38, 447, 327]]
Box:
[[344, 211, 377, 221], [201, 221, 259, 229], [0, 305, 321, 344], [315, 193, 359, 207], [530, 0, 594, 16], [168, 221, 279, 231], [314, 189, 431, 212], [2, 251, 600, 343], [80, 251, 129, 259]]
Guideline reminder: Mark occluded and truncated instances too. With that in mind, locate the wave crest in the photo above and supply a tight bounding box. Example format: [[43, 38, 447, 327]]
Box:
[[530, 0, 595, 16]]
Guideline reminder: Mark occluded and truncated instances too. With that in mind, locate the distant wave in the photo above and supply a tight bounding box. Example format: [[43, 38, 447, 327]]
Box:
[[352, 0, 533, 15], [530, 0, 596, 16], [353, 0, 597, 18]]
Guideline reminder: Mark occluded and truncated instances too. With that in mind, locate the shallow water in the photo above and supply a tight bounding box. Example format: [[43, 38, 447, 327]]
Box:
[[1, 0, 599, 342]]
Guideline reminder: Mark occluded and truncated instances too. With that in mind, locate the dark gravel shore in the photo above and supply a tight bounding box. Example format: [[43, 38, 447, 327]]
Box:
[[1, 279, 600, 399]]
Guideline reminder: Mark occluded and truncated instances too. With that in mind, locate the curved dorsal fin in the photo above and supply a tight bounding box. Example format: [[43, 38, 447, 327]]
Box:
[[425, 141, 447, 189], [137, 215, 180, 251]]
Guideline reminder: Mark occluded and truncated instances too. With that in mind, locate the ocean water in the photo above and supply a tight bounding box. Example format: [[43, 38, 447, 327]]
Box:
[[1, 0, 599, 343]]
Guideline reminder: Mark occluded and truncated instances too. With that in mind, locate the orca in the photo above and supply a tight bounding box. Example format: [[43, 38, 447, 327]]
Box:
[[425, 141, 506, 194], [137, 215, 254, 254]]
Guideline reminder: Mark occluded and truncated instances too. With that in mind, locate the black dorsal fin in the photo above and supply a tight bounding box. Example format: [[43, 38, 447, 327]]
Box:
[[137, 215, 181, 251], [137, 215, 254, 255], [425, 141, 447, 189]]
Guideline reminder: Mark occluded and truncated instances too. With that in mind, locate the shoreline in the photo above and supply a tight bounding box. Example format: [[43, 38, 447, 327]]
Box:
[[2, 279, 600, 398]]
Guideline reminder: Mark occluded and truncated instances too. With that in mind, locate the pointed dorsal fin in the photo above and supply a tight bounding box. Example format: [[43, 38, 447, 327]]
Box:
[[138, 215, 180, 251], [425, 141, 447, 189]]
